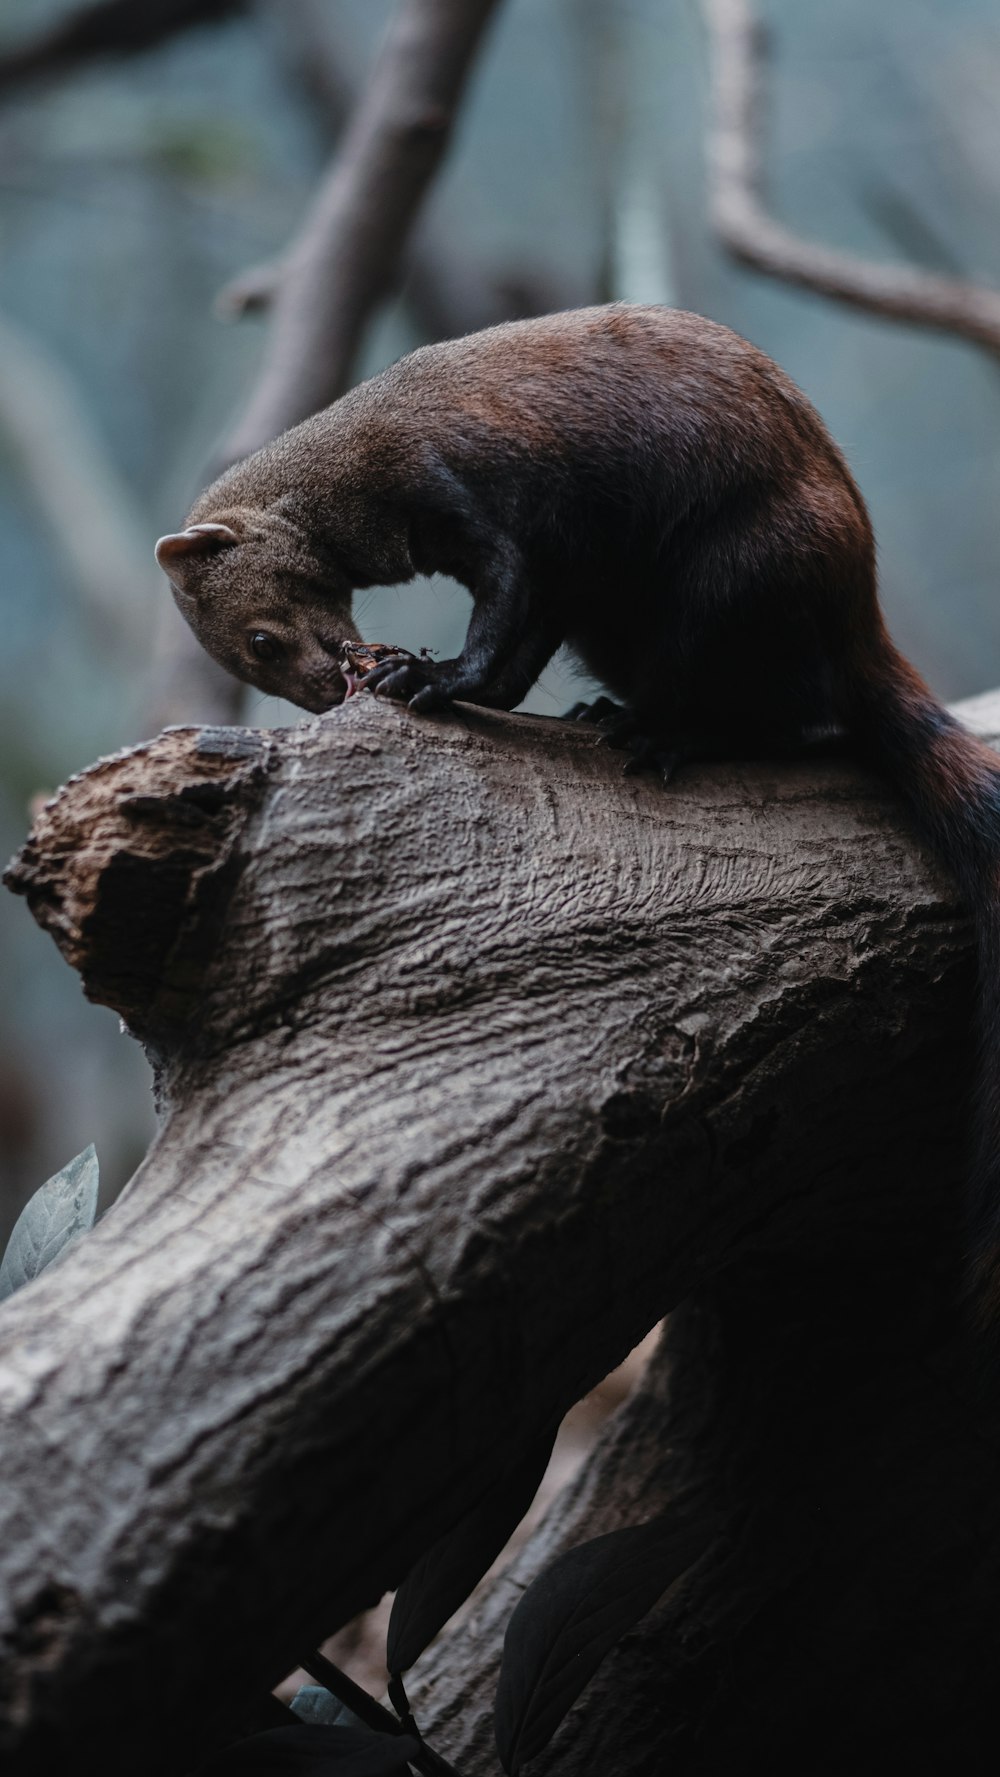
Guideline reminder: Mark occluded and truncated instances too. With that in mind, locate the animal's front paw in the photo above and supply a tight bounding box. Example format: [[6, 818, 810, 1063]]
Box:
[[360, 652, 447, 709]]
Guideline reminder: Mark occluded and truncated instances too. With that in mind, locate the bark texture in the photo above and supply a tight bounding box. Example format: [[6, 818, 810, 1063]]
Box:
[[2, 692, 999, 1774]]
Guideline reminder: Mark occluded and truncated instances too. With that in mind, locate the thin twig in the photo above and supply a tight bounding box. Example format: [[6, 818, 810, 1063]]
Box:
[[701, 0, 1000, 356], [298, 1649, 463, 1777]]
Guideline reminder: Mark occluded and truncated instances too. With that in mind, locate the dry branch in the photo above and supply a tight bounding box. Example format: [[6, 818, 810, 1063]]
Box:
[[702, 0, 1000, 355], [0, 0, 253, 731], [0, 0, 242, 93], [221, 0, 504, 468], [224, 0, 573, 337], [0, 308, 159, 657], [2, 694, 999, 1772]]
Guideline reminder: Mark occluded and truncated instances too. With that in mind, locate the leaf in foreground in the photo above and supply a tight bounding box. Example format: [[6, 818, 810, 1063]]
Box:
[[198, 1722, 420, 1774], [494, 1515, 712, 1773], [0, 1144, 99, 1303], [388, 1423, 557, 1676], [290, 1686, 364, 1729]]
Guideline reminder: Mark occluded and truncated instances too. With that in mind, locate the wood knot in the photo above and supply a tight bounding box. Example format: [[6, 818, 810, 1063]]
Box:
[[3, 726, 276, 1042]]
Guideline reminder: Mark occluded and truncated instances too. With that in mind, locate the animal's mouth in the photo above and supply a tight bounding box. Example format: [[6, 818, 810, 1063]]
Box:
[[311, 650, 381, 710], [308, 640, 415, 711], [311, 668, 350, 713], [309, 634, 356, 710]]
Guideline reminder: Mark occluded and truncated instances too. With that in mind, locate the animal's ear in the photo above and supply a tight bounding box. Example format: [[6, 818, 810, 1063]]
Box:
[[155, 524, 240, 569]]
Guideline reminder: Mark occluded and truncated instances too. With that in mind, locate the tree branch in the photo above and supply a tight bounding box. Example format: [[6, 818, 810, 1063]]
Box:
[[1, 694, 997, 1771], [701, 0, 1000, 355], [0, 308, 158, 657], [0, 0, 243, 94], [416, 1252, 1000, 1776], [221, 0, 575, 338], [220, 0, 504, 467]]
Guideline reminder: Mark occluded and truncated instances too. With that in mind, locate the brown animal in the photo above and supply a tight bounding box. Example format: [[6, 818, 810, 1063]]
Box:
[[156, 302, 1000, 1320]]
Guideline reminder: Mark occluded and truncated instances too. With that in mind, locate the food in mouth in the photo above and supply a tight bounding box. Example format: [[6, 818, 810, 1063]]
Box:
[[339, 641, 425, 697]]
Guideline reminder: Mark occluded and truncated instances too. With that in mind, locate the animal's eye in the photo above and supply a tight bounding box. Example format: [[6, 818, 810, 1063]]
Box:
[[250, 631, 281, 662]]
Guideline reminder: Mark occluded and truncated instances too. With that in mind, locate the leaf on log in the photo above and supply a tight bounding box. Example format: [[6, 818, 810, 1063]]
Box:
[[387, 1424, 558, 1677], [290, 1688, 363, 1729], [0, 1144, 99, 1303], [494, 1515, 714, 1773]]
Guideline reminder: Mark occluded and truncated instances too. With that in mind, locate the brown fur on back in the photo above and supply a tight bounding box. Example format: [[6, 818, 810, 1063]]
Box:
[[160, 302, 1000, 1336]]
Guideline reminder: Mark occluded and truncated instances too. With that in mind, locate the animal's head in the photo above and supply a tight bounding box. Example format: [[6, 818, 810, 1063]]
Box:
[[155, 505, 359, 713]]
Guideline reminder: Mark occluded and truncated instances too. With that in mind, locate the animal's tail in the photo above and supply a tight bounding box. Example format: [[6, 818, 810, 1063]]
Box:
[[846, 631, 1000, 1336]]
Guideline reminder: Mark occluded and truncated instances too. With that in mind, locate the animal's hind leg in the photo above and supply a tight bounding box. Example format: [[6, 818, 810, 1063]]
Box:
[[621, 523, 848, 775], [560, 696, 697, 784], [561, 694, 624, 724]]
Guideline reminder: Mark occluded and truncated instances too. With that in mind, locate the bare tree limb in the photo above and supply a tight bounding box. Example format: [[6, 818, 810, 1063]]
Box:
[[0, 1, 255, 730], [0, 309, 159, 655], [0, 0, 243, 94], [216, 221, 572, 340], [1, 694, 998, 1770], [216, 212, 569, 342], [220, 0, 504, 467], [223, 0, 577, 337], [701, 0, 1000, 355]]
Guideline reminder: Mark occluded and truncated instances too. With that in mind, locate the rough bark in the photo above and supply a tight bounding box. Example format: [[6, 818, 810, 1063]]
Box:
[[2, 692, 999, 1774], [702, 0, 1000, 356]]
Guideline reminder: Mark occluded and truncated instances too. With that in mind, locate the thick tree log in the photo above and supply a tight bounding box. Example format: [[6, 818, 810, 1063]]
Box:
[[1, 692, 999, 1774]]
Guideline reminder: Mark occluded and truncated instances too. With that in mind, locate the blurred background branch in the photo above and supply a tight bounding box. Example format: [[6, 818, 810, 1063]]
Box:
[[0, 308, 157, 655], [155, 0, 513, 725], [0, 0, 243, 93], [702, 0, 1000, 356], [219, 0, 506, 465], [221, 0, 576, 337]]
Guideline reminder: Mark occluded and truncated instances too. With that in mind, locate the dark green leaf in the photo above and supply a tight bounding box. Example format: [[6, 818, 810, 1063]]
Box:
[[388, 1424, 557, 1676], [198, 1722, 419, 1775], [0, 1145, 99, 1303], [494, 1515, 711, 1773]]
